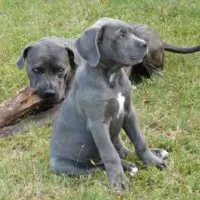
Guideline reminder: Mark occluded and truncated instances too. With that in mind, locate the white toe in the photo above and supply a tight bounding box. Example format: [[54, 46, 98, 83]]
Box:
[[129, 166, 138, 177], [160, 149, 169, 159]]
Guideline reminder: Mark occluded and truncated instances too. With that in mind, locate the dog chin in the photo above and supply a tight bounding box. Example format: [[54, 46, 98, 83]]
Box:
[[126, 58, 144, 66], [137, 58, 144, 63], [136, 54, 147, 64]]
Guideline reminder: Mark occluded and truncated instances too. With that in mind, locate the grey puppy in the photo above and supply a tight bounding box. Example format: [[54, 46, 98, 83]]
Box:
[[0, 38, 81, 137], [50, 18, 169, 193], [17, 37, 81, 105]]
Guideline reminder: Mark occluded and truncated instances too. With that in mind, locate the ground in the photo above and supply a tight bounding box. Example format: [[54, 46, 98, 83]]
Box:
[[0, 0, 200, 199]]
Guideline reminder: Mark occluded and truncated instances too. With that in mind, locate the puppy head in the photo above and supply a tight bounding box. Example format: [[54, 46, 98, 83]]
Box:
[[75, 18, 147, 68], [17, 38, 80, 104]]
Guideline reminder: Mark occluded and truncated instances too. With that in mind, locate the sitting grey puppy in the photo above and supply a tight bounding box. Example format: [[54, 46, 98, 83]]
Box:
[[50, 17, 169, 193]]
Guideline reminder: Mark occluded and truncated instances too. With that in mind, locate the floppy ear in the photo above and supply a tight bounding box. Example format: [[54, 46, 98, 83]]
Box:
[[66, 48, 76, 69], [16, 44, 33, 69], [65, 46, 82, 69], [75, 27, 101, 67]]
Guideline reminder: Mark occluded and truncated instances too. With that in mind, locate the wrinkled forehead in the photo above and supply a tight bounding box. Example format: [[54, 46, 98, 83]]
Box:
[[27, 42, 68, 64]]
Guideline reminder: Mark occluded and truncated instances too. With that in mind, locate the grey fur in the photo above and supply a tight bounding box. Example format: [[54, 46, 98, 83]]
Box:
[[16, 37, 82, 104], [50, 18, 168, 193]]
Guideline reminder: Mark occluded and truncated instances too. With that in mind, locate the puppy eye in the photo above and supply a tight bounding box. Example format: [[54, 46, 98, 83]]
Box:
[[56, 67, 64, 73], [32, 67, 43, 74], [118, 29, 127, 39], [119, 33, 126, 39]]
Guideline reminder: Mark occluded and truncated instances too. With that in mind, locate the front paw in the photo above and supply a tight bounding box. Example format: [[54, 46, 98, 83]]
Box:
[[142, 148, 169, 170], [121, 159, 138, 177], [110, 171, 129, 194], [151, 148, 169, 160], [151, 148, 169, 170]]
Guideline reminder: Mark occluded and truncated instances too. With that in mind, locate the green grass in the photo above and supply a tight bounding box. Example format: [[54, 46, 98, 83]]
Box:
[[0, 0, 200, 199]]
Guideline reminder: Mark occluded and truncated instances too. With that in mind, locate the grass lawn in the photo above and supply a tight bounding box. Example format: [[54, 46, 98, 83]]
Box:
[[0, 0, 200, 199]]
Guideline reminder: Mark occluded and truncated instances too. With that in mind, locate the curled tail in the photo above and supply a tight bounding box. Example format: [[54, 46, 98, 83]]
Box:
[[164, 42, 200, 54]]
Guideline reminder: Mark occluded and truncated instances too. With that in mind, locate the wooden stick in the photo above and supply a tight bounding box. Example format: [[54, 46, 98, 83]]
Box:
[[0, 87, 43, 128]]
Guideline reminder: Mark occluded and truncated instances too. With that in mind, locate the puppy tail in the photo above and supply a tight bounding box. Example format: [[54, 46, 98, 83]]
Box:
[[164, 42, 200, 54]]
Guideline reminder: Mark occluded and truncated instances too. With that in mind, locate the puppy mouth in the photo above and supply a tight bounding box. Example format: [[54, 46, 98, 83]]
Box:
[[139, 53, 148, 63], [146, 47, 148, 56], [131, 48, 148, 63], [129, 55, 146, 64], [130, 55, 138, 60]]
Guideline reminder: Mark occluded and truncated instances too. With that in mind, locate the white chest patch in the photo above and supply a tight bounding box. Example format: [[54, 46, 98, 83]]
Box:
[[117, 93, 125, 118]]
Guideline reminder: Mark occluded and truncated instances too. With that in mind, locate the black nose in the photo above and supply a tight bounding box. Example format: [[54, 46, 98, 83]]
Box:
[[43, 89, 56, 99], [139, 40, 147, 49]]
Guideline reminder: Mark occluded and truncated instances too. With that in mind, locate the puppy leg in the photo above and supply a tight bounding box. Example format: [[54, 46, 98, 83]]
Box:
[[114, 135, 130, 159], [123, 106, 168, 170], [88, 120, 129, 194]]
